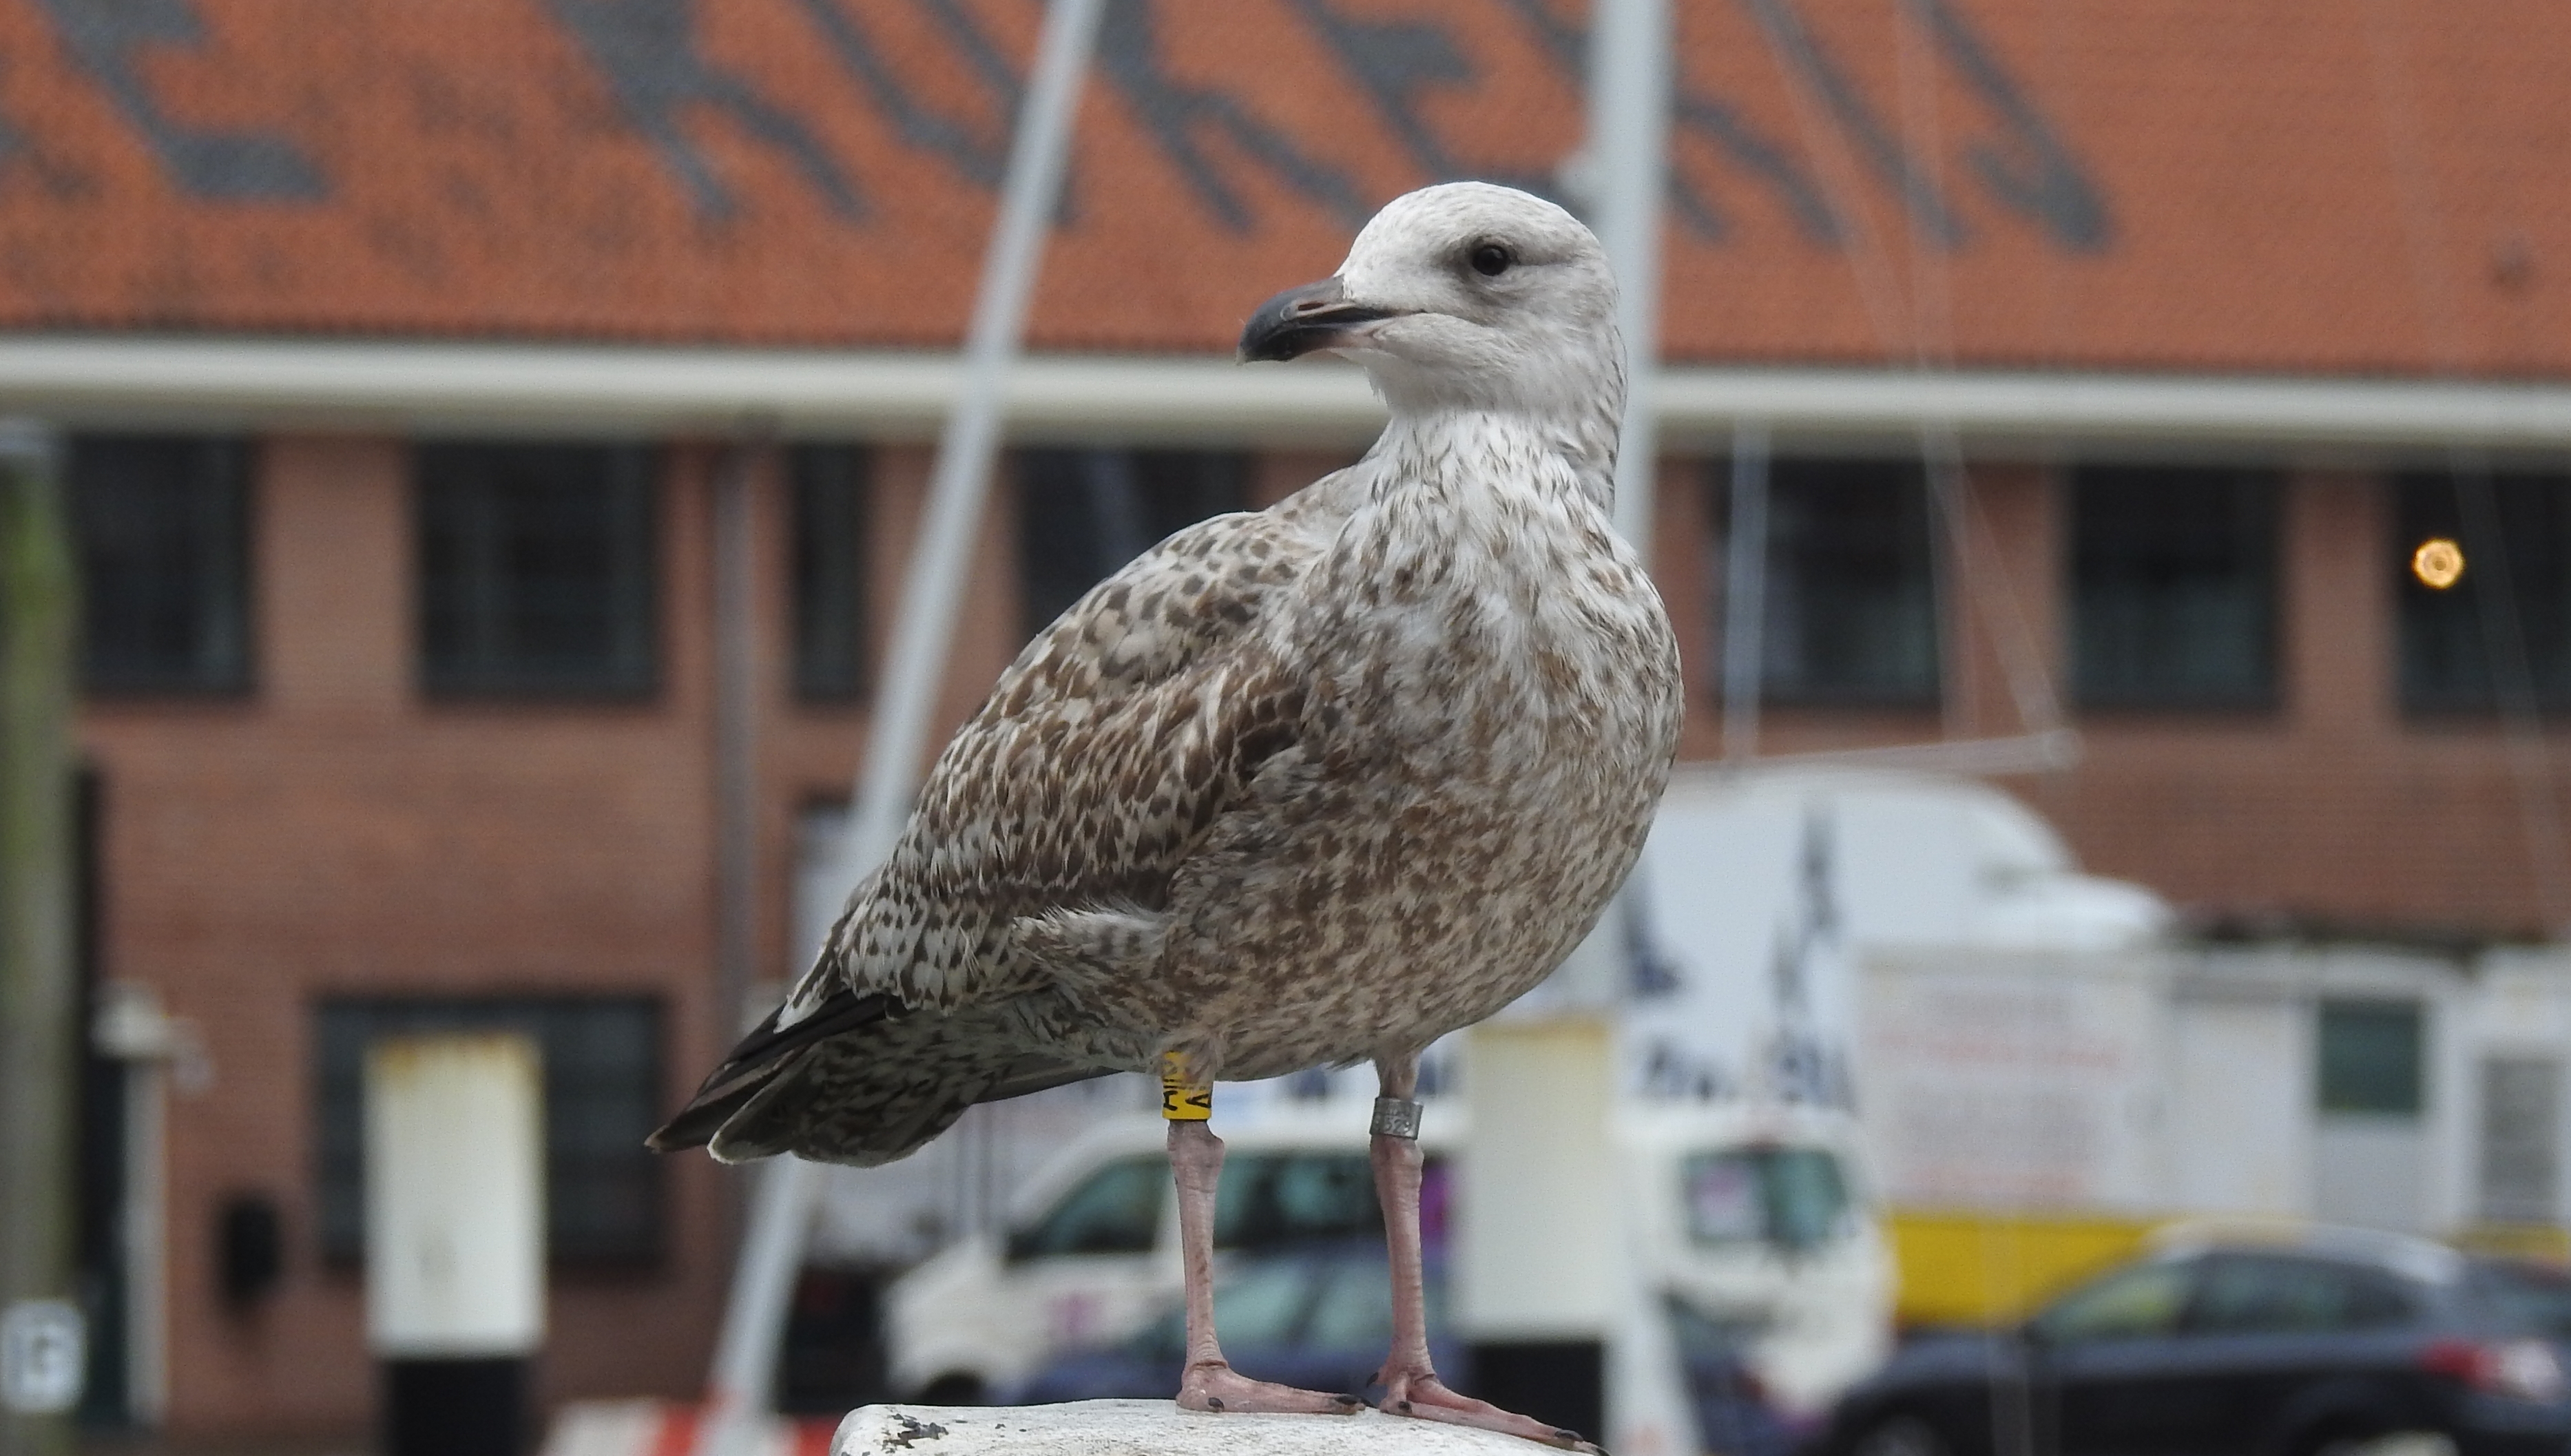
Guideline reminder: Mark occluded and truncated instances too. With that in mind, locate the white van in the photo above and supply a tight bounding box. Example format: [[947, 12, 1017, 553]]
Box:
[[1623, 1101, 1894, 1418], [885, 1102, 1458, 1402], [885, 1099, 1888, 1415]]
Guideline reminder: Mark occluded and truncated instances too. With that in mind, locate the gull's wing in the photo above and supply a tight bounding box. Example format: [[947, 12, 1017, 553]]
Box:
[[831, 488, 1348, 1011], [647, 479, 1360, 1156]]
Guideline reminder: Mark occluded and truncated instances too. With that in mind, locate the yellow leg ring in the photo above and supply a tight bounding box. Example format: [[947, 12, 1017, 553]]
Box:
[[1159, 1050, 1212, 1122]]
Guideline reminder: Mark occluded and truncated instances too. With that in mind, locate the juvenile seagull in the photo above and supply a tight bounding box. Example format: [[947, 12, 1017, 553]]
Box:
[[653, 181, 1683, 1449]]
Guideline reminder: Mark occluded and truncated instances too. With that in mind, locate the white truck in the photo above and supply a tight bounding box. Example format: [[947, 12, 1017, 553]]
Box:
[[884, 1102, 1460, 1404], [883, 1097, 1891, 1422]]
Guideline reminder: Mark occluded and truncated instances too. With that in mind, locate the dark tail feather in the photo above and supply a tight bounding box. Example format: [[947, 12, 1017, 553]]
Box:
[[647, 987, 895, 1152], [982, 1060, 1116, 1104], [706, 1020, 1118, 1166]]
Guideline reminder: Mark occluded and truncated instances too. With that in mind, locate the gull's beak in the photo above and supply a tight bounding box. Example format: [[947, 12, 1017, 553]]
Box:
[[1238, 277, 1397, 363]]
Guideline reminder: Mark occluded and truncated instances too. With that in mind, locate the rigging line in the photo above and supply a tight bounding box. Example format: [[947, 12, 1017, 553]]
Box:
[[1888, 0, 1977, 745], [1751, 0, 2064, 747], [1722, 422, 1771, 762], [1924, 431, 2066, 734], [2361, 0, 2571, 933], [1889, 18, 2045, 1456], [1891, 0, 2063, 744], [1747, 0, 1910, 351]]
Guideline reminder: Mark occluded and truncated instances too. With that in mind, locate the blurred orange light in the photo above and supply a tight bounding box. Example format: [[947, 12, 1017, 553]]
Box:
[[2414, 538, 2466, 589]]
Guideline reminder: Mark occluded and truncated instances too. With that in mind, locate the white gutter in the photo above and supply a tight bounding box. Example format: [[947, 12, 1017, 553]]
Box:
[[6, 334, 2571, 453]]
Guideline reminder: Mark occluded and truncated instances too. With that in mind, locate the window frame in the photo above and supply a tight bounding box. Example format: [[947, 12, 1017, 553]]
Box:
[[2479, 1054, 2563, 1225], [69, 433, 256, 696], [1002, 1154, 1167, 1262], [1711, 455, 1944, 710], [789, 444, 871, 703], [2394, 470, 2571, 714], [1013, 447, 1249, 641], [2178, 1252, 2419, 1336], [2317, 999, 2427, 1119], [415, 441, 660, 700], [2029, 1256, 2198, 1343], [311, 994, 667, 1267], [2067, 464, 2281, 712]]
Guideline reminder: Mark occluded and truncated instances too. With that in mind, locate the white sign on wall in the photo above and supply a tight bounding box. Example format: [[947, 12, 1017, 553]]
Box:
[[364, 1032, 547, 1358], [1, 1299, 85, 1414], [1858, 952, 2166, 1212]]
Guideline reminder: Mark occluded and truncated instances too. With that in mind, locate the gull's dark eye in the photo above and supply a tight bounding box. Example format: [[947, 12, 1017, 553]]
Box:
[[1469, 242, 1514, 278]]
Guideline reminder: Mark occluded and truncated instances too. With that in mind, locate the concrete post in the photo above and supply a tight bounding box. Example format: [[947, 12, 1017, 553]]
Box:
[[1458, 1018, 1616, 1440], [0, 422, 78, 1456]]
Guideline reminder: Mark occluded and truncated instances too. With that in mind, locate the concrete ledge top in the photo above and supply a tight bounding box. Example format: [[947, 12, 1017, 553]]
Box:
[[833, 1401, 1563, 1456]]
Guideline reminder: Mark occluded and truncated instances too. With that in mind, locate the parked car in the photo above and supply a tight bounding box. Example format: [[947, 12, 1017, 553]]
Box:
[[887, 1100, 1893, 1416], [1005, 1242, 1459, 1404], [1815, 1224, 2571, 1456], [1009, 1239, 1817, 1453]]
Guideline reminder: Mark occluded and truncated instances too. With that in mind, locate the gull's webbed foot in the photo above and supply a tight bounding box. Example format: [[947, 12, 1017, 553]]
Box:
[[1177, 1359, 1366, 1417], [1378, 1367, 1604, 1453]]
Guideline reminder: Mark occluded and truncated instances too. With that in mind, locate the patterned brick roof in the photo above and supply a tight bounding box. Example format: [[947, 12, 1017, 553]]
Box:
[[3, 0, 2566, 377]]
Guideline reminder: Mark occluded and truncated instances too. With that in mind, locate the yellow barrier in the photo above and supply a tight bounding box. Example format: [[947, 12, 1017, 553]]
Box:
[[1886, 1209, 2160, 1328], [1888, 1212, 2571, 1329], [2454, 1223, 2571, 1263]]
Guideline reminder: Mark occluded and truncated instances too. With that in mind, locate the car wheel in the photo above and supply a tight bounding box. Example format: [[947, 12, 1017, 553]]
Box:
[[1851, 1413, 1953, 1456], [916, 1373, 986, 1406]]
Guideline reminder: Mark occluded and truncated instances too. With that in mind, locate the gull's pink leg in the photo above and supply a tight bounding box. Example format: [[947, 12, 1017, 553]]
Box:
[[1368, 1054, 1602, 1453], [1167, 1118, 1362, 1416]]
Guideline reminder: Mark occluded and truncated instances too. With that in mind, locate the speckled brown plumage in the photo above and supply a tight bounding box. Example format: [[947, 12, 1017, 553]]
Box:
[[654, 182, 1684, 1172]]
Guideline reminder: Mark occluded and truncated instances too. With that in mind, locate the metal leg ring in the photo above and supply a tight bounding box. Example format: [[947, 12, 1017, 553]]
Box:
[[1370, 1096, 1423, 1139]]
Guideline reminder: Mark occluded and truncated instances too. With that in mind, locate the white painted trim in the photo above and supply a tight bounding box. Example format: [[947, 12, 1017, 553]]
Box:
[[4, 334, 2571, 452], [1668, 729, 2083, 781]]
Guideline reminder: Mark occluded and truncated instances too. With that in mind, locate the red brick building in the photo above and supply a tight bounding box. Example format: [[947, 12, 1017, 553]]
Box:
[[13, 0, 2571, 1443]]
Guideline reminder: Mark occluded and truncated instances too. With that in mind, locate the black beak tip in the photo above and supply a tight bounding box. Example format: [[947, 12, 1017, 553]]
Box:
[[1237, 288, 1312, 364], [1237, 277, 1391, 364]]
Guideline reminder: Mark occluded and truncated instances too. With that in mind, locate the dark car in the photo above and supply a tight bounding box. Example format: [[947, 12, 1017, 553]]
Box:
[[1818, 1230, 2571, 1456], [1012, 1240, 1807, 1452], [1006, 1242, 1459, 1405]]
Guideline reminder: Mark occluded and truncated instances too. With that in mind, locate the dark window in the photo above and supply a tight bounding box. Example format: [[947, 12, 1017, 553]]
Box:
[[790, 445, 868, 701], [1720, 458, 1940, 706], [417, 444, 656, 696], [2070, 466, 2278, 708], [2318, 999, 2425, 1116], [1003, 1154, 1165, 1261], [2032, 1258, 2196, 1342], [69, 435, 251, 694], [2185, 1254, 2417, 1335], [1015, 449, 1246, 638], [2397, 472, 2571, 711], [313, 997, 664, 1264]]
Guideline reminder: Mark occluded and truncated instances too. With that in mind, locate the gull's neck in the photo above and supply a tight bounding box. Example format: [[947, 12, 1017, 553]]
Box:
[[1371, 401, 1622, 515]]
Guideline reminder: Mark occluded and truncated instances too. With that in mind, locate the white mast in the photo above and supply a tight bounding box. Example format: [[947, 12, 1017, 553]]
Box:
[[691, 3, 1103, 1450]]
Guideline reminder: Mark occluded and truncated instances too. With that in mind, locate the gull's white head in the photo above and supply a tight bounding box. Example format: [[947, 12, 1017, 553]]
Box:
[[1239, 182, 1623, 424]]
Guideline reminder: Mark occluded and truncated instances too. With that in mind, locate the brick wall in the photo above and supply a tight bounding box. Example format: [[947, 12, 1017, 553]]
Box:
[[76, 436, 2571, 1439]]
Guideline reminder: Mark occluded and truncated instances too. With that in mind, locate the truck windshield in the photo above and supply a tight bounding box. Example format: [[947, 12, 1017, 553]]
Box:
[[1680, 1146, 1851, 1254], [1216, 1152, 1384, 1251], [1006, 1155, 1165, 1260]]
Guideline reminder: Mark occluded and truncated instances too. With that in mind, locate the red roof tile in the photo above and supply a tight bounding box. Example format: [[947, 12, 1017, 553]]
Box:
[[2, 0, 2567, 378]]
